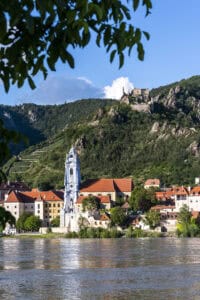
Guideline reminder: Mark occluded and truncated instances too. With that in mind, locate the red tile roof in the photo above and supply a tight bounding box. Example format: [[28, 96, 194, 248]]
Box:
[[6, 191, 34, 203], [80, 178, 133, 193], [76, 195, 110, 204], [192, 211, 200, 219], [144, 179, 160, 187], [151, 205, 175, 211], [5, 189, 64, 203], [190, 186, 200, 195], [99, 214, 110, 221], [171, 186, 188, 196]]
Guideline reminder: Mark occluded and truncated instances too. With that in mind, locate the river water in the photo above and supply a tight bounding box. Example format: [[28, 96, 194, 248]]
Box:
[[1, 238, 200, 299]]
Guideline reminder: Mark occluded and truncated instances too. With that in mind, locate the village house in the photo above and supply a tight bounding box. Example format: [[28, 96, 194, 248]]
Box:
[[144, 178, 160, 190], [4, 189, 64, 226], [79, 178, 133, 204]]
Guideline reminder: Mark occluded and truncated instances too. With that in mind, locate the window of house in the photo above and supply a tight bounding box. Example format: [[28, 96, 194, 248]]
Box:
[[37, 204, 40, 209], [45, 203, 48, 207], [31, 206, 33, 209], [7, 206, 9, 209], [53, 204, 56, 207], [58, 204, 60, 207], [14, 206, 17, 208], [37, 210, 40, 214], [58, 210, 60, 213], [49, 209, 51, 213], [49, 204, 51, 207]]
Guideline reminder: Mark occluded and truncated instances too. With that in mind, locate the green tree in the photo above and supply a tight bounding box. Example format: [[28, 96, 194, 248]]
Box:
[[0, 120, 22, 168], [129, 186, 154, 212], [82, 196, 100, 212], [0, 207, 15, 232], [145, 210, 160, 229], [16, 212, 32, 232], [110, 206, 126, 226], [177, 205, 191, 224], [0, 0, 152, 92], [51, 216, 60, 227], [24, 215, 41, 232], [176, 205, 199, 237], [78, 216, 89, 229]]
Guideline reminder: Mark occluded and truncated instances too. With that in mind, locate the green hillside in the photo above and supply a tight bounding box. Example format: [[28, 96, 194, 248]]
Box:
[[3, 75, 200, 188]]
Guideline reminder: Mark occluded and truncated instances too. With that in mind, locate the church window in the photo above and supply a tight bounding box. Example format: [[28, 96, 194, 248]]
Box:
[[37, 204, 40, 208], [70, 168, 73, 175]]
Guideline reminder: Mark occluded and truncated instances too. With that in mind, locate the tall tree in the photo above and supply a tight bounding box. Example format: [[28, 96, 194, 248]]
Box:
[[0, 0, 152, 92], [129, 186, 155, 212], [82, 196, 100, 212]]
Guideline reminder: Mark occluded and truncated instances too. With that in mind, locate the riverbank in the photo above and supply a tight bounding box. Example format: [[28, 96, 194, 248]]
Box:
[[1, 228, 177, 239]]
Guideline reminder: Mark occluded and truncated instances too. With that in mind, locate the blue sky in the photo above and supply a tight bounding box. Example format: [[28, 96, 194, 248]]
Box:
[[1, 0, 200, 105]]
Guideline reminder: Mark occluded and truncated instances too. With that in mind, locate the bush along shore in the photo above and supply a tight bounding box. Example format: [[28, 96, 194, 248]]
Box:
[[1, 227, 172, 239]]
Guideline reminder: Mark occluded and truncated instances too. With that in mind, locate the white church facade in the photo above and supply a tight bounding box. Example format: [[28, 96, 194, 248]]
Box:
[[60, 147, 134, 232]]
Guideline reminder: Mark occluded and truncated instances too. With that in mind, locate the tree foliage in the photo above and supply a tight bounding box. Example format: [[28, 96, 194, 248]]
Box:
[[0, 0, 152, 92], [145, 210, 160, 229], [129, 186, 156, 212], [24, 215, 41, 232], [16, 212, 32, 231], [110, 206, 126, 226], [176, 205, 199, 237], [0, 207, 15, 232], [82, 196, 100, 211], [51, 216, 60, 227]]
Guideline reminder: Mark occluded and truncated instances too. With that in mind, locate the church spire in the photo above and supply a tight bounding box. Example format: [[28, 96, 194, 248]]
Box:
[[63, 146, 81, 213]]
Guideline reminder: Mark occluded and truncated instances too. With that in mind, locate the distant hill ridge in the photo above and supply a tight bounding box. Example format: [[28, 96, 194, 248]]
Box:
[[2, 75, 200, 188]]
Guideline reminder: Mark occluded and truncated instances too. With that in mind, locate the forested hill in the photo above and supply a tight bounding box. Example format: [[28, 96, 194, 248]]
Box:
[[3, 75, 200, 188], [0, 99, 115, 153]]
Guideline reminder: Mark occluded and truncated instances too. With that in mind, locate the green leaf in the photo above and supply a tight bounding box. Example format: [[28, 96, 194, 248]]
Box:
[[119, 53, 124, 68], [133, 0, 140, 11], [64, 51, 75, 68], [135, 28, 141, 42], [137, 43, 144, 60], [47, 56, 56, 71], [110, 49, 116, 63], [143, 31, 150, 40], [28, 76, 36, 89]]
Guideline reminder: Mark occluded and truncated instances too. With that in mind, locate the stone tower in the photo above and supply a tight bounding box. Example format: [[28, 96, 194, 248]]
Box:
[[60, 147, 81, 229]]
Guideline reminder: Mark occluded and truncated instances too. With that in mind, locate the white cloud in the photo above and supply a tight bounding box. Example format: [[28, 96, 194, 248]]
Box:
[[104, 77, 134, 100], [20, 76, 104, 105]]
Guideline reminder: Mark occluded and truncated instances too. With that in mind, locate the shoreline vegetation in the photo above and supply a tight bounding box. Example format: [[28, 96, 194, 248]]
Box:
[[1, 228, 177, 239]]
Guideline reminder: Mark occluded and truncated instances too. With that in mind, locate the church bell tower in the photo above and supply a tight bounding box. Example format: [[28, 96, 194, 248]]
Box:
[[60, 147, 81, 227]]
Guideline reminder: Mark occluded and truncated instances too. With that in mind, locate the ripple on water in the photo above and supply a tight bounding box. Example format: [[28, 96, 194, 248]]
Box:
[[1, 238, 200, 299]]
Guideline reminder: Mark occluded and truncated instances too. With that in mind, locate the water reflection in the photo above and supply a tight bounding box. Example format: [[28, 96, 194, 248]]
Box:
[[1, 238, 200, 299]]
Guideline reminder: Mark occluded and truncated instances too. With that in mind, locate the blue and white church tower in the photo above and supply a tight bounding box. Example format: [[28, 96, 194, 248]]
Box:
[[60, 147, 81, 230]]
